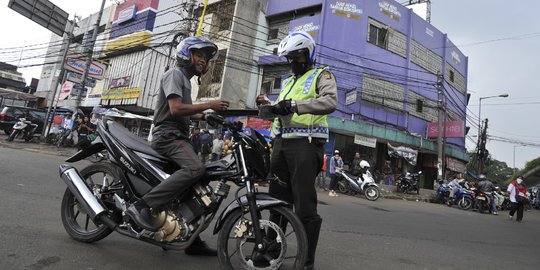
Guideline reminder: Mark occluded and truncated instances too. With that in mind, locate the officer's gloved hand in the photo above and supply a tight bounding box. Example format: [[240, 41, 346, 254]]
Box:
[[271, 99, 295, 115], [205, 114, 224, 127]]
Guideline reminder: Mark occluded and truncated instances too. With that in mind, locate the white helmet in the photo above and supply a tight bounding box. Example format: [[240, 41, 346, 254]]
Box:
[[277, 31, 316, 64], [360, 160, 370, 169]]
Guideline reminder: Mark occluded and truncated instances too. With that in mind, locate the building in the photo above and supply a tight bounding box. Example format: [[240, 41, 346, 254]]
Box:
[[35, 0, 469, 188], [259, 0, 469, 188]]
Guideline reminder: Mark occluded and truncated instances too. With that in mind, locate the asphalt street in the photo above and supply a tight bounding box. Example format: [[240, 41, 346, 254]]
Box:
[[1, 143, 539, 270]]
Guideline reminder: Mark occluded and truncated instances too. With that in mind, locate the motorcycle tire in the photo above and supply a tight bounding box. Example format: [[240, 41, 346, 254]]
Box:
[[7, 130, 19, 142], [396, 184, 404, 193], [477, 200, 485, 213], [458, 198, 472, 210], [3, 128, 10, 135], [60, 162, 124, 243], [217, 205, 308, 270], [364, 186, 380, 201], [337, 181, 348, 194]]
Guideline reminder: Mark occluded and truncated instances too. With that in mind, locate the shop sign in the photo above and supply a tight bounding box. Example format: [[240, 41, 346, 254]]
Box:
[[330, 1, 363, 20], [446, 157, 466, 173], [388, 143, 418, 166], [109, 76, 131, 89], [379, 1, 401, 22], [70, 83, 88, 97], [66, 71, 96, 88], [354, 134, 377, 148], [101, 87, 142, 100], [64, 57, 107, 80], [345, 90, 357, 105], [116, 5, 137, 24], [427, 121, 464, 138]]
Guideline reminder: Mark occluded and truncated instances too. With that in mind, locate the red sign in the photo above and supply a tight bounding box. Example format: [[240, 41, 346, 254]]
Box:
[[427, 121, 464, 138], [246, 117, 273, 130]]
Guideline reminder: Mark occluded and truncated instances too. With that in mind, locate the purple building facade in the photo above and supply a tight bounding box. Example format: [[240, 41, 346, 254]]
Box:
[[261, 0, 468, 188]]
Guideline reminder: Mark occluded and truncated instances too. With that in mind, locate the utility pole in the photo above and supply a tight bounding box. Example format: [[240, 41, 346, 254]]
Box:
[[41, 18, 77, 139], [477, 119, 488, 175], [74, 0, 106, 114], [436, 72, 444, 181]]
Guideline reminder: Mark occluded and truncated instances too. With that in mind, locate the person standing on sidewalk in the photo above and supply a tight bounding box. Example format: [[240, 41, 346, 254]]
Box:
[[257, 30, 338, 270], [211, 133, 224, 161], [507, 176, 527, 222], [328, 150, 344, 197], [126, 36, 229, 256]]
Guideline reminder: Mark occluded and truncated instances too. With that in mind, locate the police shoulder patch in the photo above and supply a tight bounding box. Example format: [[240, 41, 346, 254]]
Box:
[[321, 71, 333, 80]]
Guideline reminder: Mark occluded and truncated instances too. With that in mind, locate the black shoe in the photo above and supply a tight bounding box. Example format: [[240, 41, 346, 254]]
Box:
[[185, 237, 217, 256], [126, 200, 160, 231]]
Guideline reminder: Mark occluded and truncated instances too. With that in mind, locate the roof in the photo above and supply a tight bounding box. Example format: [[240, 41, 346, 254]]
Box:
[[0, 87, 39, 101]]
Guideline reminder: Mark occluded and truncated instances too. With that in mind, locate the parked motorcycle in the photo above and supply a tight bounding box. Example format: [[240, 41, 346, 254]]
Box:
[[58, 117, 308, 269], [396, 171, 422, 194], [7, 117, 38, 142], [336, 167, 380, 201]]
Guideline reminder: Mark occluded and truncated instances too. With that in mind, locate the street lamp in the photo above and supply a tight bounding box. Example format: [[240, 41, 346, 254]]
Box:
[[477, 93, 509, 144]]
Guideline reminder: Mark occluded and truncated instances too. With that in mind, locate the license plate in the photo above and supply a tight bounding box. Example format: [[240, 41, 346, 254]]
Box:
[[477, 197, 485, 201]]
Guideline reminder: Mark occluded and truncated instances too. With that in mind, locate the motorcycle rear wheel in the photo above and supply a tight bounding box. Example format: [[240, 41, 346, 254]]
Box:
[[364, 186, 380, 201], [60, 162, 123, 243], [217, 206, 308, 270], [337, 181, 348, 194]]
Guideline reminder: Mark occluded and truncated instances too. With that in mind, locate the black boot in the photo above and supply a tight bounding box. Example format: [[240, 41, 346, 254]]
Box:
[[185, 236, 217, 256], [303, 217, 322, 270], [126, 200, 160, 231]]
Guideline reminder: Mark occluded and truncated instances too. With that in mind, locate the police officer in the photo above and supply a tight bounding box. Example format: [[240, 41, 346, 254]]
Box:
[[259, 30, 338, 270]]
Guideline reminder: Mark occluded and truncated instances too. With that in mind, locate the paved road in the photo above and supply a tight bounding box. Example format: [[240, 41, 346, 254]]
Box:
[[1, 145, 539, 270]]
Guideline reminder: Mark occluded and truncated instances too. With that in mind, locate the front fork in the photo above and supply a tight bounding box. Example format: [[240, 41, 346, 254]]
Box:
[[244, 179, 265, 251]]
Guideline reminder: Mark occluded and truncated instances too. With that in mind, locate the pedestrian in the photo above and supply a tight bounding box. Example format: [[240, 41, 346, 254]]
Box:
[[190, 127, 201, 156], [507, 176, 527, 222], [126, 36, 229, 256], [211, 133, 224, 161], [350, 151, 362, 176], [200, 129, 212, 164], [257, 30, 338, 270], [76, 115, 96, 150], [317, 153, 328, 190], [329, 150, 344, 197]]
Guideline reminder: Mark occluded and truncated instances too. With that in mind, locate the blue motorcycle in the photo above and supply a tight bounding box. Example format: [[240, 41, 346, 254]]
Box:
[[447, 188, 474, 210], [435, 183, 450, 204]]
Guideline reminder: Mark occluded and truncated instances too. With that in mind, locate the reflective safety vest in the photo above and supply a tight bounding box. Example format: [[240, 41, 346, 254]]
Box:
[[272, 67, 329, 139]]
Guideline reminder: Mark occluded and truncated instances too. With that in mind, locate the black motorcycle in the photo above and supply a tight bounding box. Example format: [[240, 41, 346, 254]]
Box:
[[58, 117, 308, 269], [396, 171, 422, 194]]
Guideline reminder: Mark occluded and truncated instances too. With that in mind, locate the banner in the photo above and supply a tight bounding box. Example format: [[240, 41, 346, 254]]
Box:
[[354, 134, 377, 148], [388, 143, 418, 166], [101, 88, 141, 100]]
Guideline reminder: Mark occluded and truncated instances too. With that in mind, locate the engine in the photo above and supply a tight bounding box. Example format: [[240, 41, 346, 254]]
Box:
[[152, 183, 229, 242]]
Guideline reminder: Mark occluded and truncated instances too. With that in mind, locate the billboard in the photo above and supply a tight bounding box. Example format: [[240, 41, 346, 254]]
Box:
[[8, 0, 68, 37], [427, 121, 465, 138]]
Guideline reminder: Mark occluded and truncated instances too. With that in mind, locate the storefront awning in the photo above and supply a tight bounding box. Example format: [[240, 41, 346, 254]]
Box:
[[388, 142, 418, 166], [0, 87, 39, 101]]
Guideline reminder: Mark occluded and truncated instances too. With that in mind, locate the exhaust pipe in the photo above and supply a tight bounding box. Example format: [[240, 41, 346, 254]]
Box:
[[59, 164, 106, 220]]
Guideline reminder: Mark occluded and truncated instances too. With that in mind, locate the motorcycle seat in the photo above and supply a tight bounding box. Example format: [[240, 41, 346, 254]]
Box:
[[107, 121, 172, 162]]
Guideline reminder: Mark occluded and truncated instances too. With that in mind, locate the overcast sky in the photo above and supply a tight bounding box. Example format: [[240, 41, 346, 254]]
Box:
[[1, 0, 539, 170]]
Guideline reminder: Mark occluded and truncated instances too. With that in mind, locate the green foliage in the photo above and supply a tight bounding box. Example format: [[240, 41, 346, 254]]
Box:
[[519, 157, 540, 176], [465, 151, 513, 185]]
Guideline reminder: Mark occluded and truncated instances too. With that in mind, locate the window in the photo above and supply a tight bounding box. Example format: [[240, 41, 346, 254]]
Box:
[[449, 70, 455, 82], [268, 29, 279, 40], [416, 99, 424, 112], [368, 23, 388, 49], [273, 77, 282, 90]]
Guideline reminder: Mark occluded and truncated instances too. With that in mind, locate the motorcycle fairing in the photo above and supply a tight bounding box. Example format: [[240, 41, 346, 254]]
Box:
[[65, 142, 106, 162]]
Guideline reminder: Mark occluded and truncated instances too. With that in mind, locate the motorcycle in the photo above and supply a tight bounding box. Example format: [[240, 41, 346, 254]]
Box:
[[58, 117, 308, 269], [396, 171, 422, 194], [7, 117, 38, 142], [447, 188, 474, 210], [435, 182, 450, 204], [474, 190, 492, 214], [336, 168, 380, 201]]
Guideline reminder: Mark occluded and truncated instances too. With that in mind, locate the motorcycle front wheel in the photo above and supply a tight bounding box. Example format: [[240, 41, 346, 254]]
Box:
[[217, 205, 308, 270], [458, 197, 472, 210], [364, 186, 380, 201], [7, 130, 19, 141], [60, 162, 123, 243]]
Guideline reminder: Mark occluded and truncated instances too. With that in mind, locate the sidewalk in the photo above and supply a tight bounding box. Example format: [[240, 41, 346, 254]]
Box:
[[0, 134, 77, 157]]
